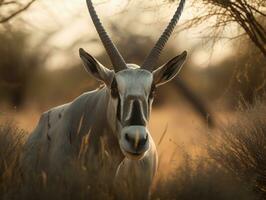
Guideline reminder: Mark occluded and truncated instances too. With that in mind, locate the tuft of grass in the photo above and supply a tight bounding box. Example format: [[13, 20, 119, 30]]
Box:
[[209, 97, 266, 199], [152, 152, 256, 200], [0, 120, 26, 199]]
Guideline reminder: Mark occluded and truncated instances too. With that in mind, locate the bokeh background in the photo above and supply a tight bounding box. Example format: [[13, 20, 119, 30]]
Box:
[[0, 0, 265, 199]]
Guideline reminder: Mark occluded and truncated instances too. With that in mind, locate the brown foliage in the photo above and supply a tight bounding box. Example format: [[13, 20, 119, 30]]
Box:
[[170, 0, 266, 57], [209, 97, 266, 199]]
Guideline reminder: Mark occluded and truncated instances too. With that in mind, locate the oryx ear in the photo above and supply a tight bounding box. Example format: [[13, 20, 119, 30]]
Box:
[[152, 51, 187, 86], [79, 48, 114, 86]]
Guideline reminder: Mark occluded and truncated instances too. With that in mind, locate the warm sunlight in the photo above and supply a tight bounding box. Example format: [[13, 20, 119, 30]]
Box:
[[15, 0, 235, 70], [0, 0, 265, 199]]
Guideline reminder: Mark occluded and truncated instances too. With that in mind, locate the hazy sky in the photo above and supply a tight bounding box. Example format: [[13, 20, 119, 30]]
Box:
[[16, 0, 235, 70]]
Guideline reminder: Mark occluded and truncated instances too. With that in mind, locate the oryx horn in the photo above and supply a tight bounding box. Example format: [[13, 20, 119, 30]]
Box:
[[86, 0, 127, 72], [142, 0, 186, 71]]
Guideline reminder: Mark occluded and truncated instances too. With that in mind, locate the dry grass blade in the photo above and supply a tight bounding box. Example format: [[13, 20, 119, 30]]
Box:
[[157, 123, 168, 147]]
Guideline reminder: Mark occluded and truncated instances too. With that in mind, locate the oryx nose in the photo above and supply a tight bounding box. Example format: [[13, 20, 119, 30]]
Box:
[[124, 126, 148, 152]]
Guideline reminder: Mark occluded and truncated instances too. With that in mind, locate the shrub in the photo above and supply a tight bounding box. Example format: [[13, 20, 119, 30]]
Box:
[[209, 97, 266, 199], [152, 152, 255, 200]]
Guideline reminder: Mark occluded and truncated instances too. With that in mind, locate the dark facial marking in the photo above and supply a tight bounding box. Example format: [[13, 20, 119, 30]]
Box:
[[111, 78, 121, 121], [128, 100, 145, 126], [117, 97, 121, 121], [111, 78, 119, 98], [149, 84, 156, 99]]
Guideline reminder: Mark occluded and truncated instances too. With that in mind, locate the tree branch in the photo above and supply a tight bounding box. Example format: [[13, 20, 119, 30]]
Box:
[[0, 0, 36, 24]]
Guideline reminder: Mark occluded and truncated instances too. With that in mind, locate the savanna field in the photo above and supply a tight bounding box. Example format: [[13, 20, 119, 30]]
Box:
[[0, 0, 266, 199], [1, 98, 266, 200]]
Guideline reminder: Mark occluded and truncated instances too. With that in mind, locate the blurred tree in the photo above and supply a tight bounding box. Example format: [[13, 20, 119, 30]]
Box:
[[170, 0, 266, 57], [0, 0, 36, 23], [0, 31, 42, 108], [185, 39, 266, 105]]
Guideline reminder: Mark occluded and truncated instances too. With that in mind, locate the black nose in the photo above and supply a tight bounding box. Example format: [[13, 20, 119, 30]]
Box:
[[125, 132, 148, 152]]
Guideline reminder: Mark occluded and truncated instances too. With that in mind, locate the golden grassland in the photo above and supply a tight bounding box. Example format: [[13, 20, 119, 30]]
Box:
[[0, 97, 265, 199]]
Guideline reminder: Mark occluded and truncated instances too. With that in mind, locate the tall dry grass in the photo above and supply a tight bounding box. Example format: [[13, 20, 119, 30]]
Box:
[[0, 121, 26, 199], [152, 153, 255, 200], [1, 97, 266, 199], [209, 97, 266, 200]]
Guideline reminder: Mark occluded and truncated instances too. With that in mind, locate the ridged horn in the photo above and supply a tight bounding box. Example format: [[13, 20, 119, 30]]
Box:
[[142, 0, 186, 71], [86, 0, 127, 72]]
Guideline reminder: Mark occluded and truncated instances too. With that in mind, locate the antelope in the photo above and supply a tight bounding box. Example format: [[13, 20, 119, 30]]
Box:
[[22, 0, 187, 198]]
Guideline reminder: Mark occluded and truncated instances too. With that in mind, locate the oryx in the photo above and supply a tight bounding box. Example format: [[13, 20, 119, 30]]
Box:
[[22, 0, 187, 199]]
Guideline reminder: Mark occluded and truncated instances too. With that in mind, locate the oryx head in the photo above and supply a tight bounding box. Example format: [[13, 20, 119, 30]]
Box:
[[80, 0, 187, 160]]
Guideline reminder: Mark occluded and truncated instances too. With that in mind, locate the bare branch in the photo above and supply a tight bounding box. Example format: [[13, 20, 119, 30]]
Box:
[[172, 0, 266, 57], [1, 1, 22, 6], [0, 0, 36, 24]]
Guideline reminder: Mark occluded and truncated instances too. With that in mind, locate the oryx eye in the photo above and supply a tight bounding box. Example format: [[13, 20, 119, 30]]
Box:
[[111, 78, 119, 98], [149, 84, 156, 99]]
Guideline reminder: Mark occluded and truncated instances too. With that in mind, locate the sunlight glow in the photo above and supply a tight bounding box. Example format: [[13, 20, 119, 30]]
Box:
[[18, 0, 235, 70]]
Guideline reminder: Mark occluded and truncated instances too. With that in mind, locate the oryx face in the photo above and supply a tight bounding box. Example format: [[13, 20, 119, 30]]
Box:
[[80, 0, 187, 160], [80, 50, 187, 160], [112, 67, 153, 159]]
